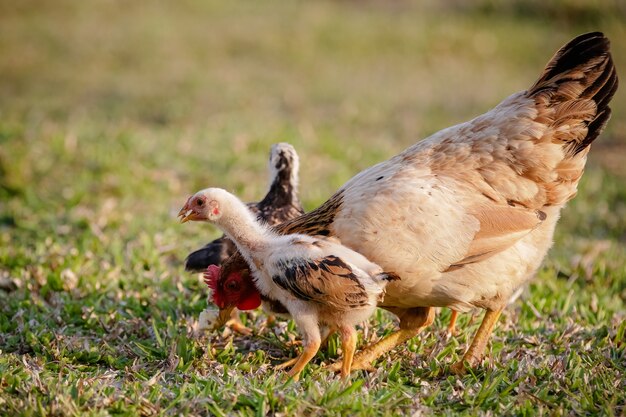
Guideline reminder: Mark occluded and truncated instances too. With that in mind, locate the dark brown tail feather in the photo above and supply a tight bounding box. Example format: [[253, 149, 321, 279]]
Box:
[[380, 272, 401, 282], [528, 32, 618, 156]]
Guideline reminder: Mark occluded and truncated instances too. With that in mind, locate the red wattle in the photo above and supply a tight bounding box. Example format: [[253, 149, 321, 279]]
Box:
[[236, 291, 262, 310]]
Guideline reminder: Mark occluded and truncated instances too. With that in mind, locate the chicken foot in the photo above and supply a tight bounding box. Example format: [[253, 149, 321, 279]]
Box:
[[226, 316, 253, 336], [450, 309, 502, 375], [275, 325, 335, 375], [326, 306, 435, 372], [284, 339, 321, 381], [275, 356, 299, 370]]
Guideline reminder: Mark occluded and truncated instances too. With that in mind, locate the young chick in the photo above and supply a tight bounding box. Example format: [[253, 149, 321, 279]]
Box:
[[179, 188, 398, 379]]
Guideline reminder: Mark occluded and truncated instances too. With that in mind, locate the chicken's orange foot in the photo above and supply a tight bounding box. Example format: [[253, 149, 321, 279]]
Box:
[[265, 315, 276, 327], [275, 356, 299, 371], [329, 328, 418, 372], [225, 317, 253, 336], [450, 309, 502, 375], [283, 340, 302, 348], [285, 340, 321, 381], [326, 307, 435, 373]]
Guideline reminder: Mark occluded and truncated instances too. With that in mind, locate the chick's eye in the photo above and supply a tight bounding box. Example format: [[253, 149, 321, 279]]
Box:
[[196, 199, 204, 206], [226, 280, 240, 291]]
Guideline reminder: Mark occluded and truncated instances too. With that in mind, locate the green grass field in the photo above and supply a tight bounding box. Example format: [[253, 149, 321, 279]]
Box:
[[1, 1, 625, 415]]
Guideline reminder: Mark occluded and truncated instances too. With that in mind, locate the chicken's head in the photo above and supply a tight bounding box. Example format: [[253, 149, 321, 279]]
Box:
[[179, 189, 229, 223], [203, 264, 261, 327]]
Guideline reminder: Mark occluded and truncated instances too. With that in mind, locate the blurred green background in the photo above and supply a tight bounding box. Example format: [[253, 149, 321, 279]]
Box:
[[2, 0, 625, 215], [1, 1, 625, 415]]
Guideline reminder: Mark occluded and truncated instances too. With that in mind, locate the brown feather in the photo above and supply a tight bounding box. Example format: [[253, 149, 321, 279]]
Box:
[[272, 256, 370, 311], [446, 206, 546, 271]]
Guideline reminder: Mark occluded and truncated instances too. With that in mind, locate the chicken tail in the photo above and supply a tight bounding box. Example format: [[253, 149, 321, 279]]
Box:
[[378, 271, 401, 282], [184, 238, 234, 272], [523, 32, 618, 205], [527, 32, 618, 157]]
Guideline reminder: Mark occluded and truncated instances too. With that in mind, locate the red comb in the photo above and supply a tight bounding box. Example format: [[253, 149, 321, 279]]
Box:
[[203, 264, 221, 290]]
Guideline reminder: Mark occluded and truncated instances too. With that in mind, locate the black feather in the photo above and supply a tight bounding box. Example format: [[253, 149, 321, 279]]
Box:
[[529, 32, 618, 157]]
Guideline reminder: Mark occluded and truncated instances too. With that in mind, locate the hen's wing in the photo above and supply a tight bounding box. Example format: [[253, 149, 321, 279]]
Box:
[[271, 255, 372, 311], [446, 205, 546, 271]]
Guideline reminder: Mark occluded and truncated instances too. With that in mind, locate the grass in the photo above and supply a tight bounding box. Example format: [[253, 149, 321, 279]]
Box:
[[1, 0, 625, 415]]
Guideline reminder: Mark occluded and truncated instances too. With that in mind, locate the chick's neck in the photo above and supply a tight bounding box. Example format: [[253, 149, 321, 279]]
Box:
[[214, 197, 272, 269]]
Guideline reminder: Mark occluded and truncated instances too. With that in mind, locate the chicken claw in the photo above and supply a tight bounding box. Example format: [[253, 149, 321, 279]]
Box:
[[326, 329, 417, 373], [225, 317, 253, 336], [284, 340, 321, 381], [275, 356, 299, 371]]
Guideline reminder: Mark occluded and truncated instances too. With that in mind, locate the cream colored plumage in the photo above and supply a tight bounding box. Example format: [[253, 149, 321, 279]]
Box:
[[215, 32, 618, 374]]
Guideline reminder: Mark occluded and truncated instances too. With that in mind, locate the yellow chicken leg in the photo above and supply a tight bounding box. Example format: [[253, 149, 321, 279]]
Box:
[[276, 325, 335, 373], [264, 314, 276, 328], [447, 310, 459, 336], [338, 326, 357, 379], [285, 339, 321, 381], [450, 309, 502, 375], [327, 307, 435, 372]]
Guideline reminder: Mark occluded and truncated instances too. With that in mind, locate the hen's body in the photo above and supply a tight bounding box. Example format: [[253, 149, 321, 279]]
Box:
[[333, 95, 565, 312], [219, 32, 618, 373]]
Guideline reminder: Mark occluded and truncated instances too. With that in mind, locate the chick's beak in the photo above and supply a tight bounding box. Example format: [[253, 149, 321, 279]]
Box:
[[178, 198, 199, 223]]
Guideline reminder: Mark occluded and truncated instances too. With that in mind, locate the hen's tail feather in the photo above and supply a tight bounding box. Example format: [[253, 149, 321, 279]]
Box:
[[533, 32, 609, 85], [528, 32, 618, 157], [574, 108, 612, 155], [379, 272, 401, 282], [184, 238, 234, 272]]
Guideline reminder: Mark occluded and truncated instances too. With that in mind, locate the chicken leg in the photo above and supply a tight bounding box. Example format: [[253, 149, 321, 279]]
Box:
[[338, 326, 357, 379], [450, 309, 502, 375], [326, 307, 435, 372], [447, 310, 459, 336], [226, 315, 253, 336], [275, 357, 299, 371], [284, 339, 321, 381], [275, 325, 336, 371]]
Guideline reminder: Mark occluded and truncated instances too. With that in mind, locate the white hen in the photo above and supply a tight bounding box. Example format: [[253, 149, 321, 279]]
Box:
[[211, 32, 618, 375]]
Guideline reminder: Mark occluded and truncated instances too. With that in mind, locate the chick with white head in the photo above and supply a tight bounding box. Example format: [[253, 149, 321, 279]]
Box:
[[179, 187, 398, 380]]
